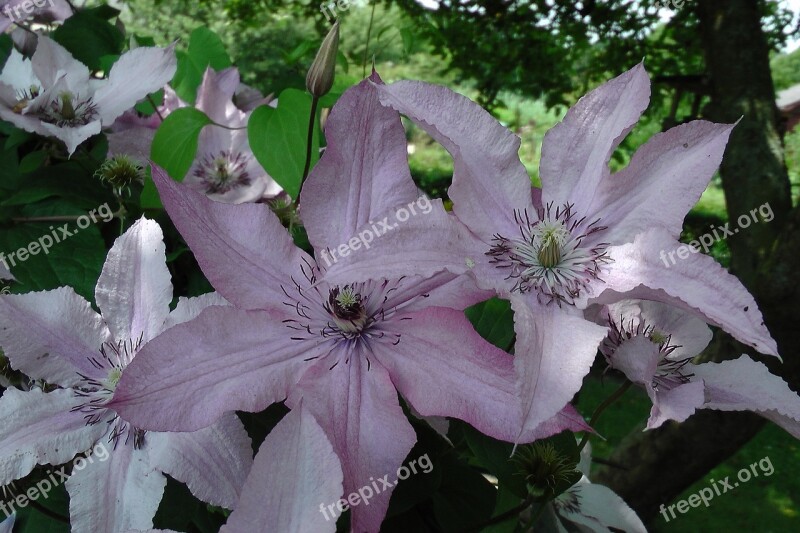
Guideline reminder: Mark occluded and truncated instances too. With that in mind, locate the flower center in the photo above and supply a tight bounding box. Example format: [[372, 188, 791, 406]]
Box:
[[193, 151, 252, 194], [602, 315, 693, 392], [487, 203, 610, 305], [329, 286, 368, 333], [39, 91, 98, 127]]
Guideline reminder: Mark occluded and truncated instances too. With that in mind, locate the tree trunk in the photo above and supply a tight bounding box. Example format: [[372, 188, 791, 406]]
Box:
[[594, 0, 797, 523]]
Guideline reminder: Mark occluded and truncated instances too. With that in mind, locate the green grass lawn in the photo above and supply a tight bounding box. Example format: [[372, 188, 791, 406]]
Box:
[[577, 376, 800, 532]]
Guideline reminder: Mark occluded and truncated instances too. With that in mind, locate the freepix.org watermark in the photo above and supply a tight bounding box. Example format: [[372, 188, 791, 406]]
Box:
[[319, 196, 433, 268], [659, 202, 774, 267], [659, 455, 774, 523], [0, 203, 114, 271], [0, 441, 110, 519], [319, 453, 433, 521], [3, 0, 55, 23]]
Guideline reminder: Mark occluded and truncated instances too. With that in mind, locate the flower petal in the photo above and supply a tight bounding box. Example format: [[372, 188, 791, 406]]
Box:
[[375, 307, 527, 443], [0, 288, 110, 387], [558, 481, 647, 533], [593, 121, 735, 243], [0, 514, 14, 533], [0, 388, 107, 485], [151, 164, 311, 312], [289, 352, 416, 533], [94, 44, 178, 125], [66, 442, 166, 533], [376, 80, 531, 241], [692, 355, 800, 438], [147, 412, 252, 509], [587, 228, 778, 356], [512, 298, 608, 440], [195, 67, 243, 125], [221, 407, 343, 533], [646, 380, 705, 429], [95, 217, 172, 344], [31, 36, 91, 89], [110, 306, 313, 432], [299, 74, 420, 251], [540, 63, 650, 215], [161, 292, 228, 331], [320, 200, 483, 284]]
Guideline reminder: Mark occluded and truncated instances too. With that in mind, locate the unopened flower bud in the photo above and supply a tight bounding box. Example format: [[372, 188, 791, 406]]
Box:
[[306, 20, 340, 98]]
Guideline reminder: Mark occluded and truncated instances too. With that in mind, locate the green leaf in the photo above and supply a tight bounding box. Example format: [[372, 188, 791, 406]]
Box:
[[18, 150, 47, 174], [459, 422, 529, 499], [134, 89, 165, 115], [144, 108, 212, 209], [52, 12, 124, 71], [172, 28, 232, 103], [248, 88, 319, 199], [14, 483, 70, 533], [465, 298, 515, 351], [0, 200, 108, 302], [431, 455, 497, 532]]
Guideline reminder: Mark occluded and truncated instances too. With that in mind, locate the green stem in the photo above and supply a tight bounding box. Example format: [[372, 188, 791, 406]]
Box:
[[362, 2, 376, 77], [301, 96, 320, 186], [577, 380, 633, 453]]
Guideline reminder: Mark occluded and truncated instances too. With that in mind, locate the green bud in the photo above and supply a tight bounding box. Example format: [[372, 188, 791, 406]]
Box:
[[306, 20, 340, 98], [95, 155, 145, 197]]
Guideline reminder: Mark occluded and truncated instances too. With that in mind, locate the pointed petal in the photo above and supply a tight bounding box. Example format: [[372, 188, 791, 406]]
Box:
[[31, 36, 90, 88], [0, 261, 13, 280], [151, 164, 311, 312], [376, 307, 527, 443], [559, 482, 647, 533], [66, 442, 166, 533], [147, 412, 252, 509], [38, 119, 102, 156], [299, 75, 419, 251], [594, 121, 735, 243], [0, 48, 38, 94], [512, 298, 608, 439], [94, 44, 178, 124], [95, 218, 172, 344], [195, 67, 242, 125], [0, 288, 110, 387], [289, 353, 416, 533], [376, 80, 532, 241], [110, 306, 313, 432], [692, 356, 800, 438], [586, 228, 778, 356], [0, 514, 14, 533], [527, 405, 593, 442], [540, 64, 650, 215], [320, 199, 483, 285], [0, 388, 107, 485], [221, 407, 343, 533]]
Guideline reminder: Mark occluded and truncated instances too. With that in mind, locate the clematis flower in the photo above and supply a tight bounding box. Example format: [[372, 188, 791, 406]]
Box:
[[0, 36, 176, 155], [322, 64, 778, 437], [182, 67, 281, 203], [0, 218, 253, 533], [110, 75, 588, 532], [537, 444, 646, 532], [108, 67, 280, 204], [592, 299, 800, 435]]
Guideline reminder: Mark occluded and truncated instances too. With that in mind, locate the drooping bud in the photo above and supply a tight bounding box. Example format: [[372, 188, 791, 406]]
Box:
[[306, 20, 340, 98]]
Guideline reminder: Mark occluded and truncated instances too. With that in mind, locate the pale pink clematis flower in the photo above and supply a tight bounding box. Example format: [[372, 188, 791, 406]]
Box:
[[0, 37, 176, 155], [593, 299, 800, 435], [0, 218, 252, 533], [110, 75, 588, 532], [322, 64, 778, 439]]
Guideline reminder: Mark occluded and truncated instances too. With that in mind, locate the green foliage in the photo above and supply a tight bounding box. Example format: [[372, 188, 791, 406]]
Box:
[[247, 89, 319, 199], [172, 27, 233, 103], [52, 10, 125, 71]]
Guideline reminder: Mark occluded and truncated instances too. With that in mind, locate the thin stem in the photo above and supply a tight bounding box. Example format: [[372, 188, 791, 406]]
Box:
[[577, 380, 633, 453], [301, 96, 319, 185], [362, 2, 376, 77], [147, 94, 165, 122]]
